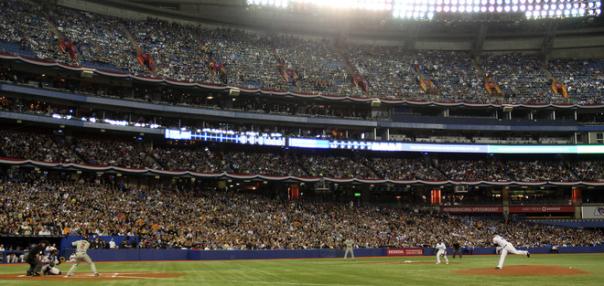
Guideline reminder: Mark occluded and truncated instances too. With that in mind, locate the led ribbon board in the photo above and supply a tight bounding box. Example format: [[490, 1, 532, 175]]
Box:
[[166, 129, 604, 154], [165, 129, 286, 147], [286, 139, 604, 154]]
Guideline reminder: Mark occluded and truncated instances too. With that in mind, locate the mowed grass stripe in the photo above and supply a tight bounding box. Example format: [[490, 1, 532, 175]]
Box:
[[0, 254, 602, 286]]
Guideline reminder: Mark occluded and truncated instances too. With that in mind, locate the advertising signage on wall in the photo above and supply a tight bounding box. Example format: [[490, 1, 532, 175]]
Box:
[[508, 206, 575, 213], [386, 248, 424, 256], [442, 205, 575, 214], [441, 206, 503, 213], [165, 129, 604, 154], [581, 205, 604, 219]]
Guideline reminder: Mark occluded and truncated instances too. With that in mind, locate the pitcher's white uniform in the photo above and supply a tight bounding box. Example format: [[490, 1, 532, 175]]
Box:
[[66, 240, 98, 277], [435, 242, 448, 264], [493, 235, 529, 269]]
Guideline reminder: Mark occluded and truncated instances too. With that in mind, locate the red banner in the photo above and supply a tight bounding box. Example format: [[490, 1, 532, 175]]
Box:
[[509, 205, 574, 213], [441, 206, 503, 213], [387, 248, 423, 256]]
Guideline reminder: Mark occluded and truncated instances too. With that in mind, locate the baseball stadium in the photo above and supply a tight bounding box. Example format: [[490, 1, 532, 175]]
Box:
[[1, 0, 604, 285]]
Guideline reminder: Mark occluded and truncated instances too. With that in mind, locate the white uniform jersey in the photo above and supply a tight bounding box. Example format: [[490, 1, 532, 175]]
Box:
[[435, 242, 447, 251], [492, 235, 509, 248], [344, 239, 354, 248], [72, 240, 90, 255]]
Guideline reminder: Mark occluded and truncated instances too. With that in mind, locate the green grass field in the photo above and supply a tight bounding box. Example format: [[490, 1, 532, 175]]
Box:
[[1, 254, 603, 286]]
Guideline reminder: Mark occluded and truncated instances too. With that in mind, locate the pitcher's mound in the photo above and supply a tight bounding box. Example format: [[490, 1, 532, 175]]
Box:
[[456, 265, 588, 276], [0, 272, 183, 280]]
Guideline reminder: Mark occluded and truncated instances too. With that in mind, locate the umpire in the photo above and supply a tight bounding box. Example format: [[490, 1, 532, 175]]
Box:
[[25, 240, 48, 276], [452, 241, 462, 259]]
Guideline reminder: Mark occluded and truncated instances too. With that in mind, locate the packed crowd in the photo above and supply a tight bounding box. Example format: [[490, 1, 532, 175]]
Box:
[[0, 0, 602, 104], [345, 45, 417, 98], [434, 159, 512, 182], [572, 160, 604, 182], [74, 138, 160, 170], [480, 54, 552, 103], [0, 130, 78, 163], [434, 159, 580, 182], [419, 50, 484, 102], [0, 129, 603, 182], [1, 171, 602, 250], [0, 0, 57, 60], [151, 145, 306, 177], [548, 59, 604, 104], [361, 157, 446, 181]]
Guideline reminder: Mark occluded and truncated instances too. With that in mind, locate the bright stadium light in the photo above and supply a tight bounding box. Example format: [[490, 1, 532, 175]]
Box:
[[250, 0, 394, 11], [249, 0, 604, 20]]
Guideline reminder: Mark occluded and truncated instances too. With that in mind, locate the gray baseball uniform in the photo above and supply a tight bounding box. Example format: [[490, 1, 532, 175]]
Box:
[[344, 239, 355, 259], [66, 240, 98, 276]]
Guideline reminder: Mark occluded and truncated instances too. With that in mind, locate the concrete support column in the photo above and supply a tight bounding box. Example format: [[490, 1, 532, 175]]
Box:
[[502, 187, 510, 223], [574, 110, 578, 121], [572, 187, 582, 219]]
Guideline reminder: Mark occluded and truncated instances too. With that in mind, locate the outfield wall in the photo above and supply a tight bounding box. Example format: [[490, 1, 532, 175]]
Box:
[[53, 246, 604, 262], [424, 245, 604, 256], [66, 248, 385, 262]]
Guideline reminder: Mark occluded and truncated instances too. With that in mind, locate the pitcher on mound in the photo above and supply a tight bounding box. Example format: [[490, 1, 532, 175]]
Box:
[[492, 235, 530, 269]]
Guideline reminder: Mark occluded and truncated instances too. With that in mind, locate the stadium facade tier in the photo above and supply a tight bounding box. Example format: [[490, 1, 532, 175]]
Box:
[[0, 0, 602, 106], [1, 2, 604, 279]]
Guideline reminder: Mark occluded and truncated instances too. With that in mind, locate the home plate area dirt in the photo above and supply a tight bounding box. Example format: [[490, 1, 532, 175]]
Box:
[[0, 271, 183, 280], [455, 265, 589, 276]]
